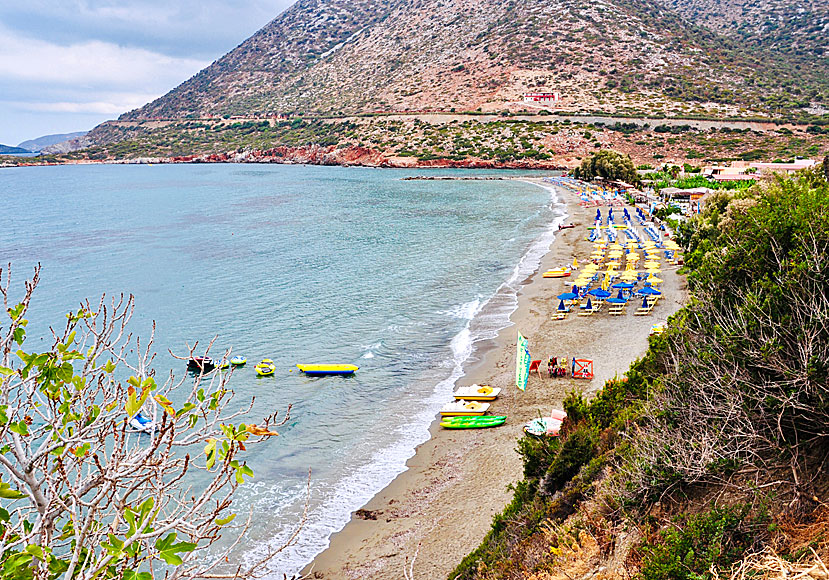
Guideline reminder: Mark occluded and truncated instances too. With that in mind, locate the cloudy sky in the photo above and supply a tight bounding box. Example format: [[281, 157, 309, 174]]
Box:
[[0, 0, 295, 146]]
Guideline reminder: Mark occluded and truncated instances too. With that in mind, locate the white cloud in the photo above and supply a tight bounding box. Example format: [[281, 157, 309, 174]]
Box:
[[0, 28, 208, 89], [6, 95, 163, 115]]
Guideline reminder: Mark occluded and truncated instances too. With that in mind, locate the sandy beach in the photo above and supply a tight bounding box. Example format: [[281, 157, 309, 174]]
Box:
[[304, 181, 687, 579]]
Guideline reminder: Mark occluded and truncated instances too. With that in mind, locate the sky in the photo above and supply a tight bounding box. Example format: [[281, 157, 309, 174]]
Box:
[[0, 0, 296, 147]]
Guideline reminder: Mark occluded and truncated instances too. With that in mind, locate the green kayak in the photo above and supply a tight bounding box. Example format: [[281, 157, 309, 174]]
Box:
[[440, 415, 506, 429]]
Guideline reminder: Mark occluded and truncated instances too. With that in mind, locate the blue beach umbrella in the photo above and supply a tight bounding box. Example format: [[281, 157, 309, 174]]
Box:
[[557, 300, 567, 311], [588, 288, 611, 298], [640, 287, 661, 296], [585, 297, 593, 310], [571, 285, 578, 294], [641, 296, 649, 308], [616, 290, 626, 300], [558, 292, 578, 301], [607, 297, 625, 304], [596, 209, 601, 220]]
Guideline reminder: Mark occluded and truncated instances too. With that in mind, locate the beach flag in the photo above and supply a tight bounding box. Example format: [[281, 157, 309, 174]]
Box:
[[516, 331, 531, 392]]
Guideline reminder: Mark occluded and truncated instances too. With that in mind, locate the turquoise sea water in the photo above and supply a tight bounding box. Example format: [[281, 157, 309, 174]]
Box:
[[1, 164, 565, 575]]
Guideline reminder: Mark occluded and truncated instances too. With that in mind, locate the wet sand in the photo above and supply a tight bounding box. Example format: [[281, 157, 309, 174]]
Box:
[[304, 182, 687, 579]]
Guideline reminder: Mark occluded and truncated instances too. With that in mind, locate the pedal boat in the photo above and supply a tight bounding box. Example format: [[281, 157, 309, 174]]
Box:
[[439, 400, 490, 417], [542, 267, 571, 278], [230, 356, 247, 366], [453, 384, 501, 401]]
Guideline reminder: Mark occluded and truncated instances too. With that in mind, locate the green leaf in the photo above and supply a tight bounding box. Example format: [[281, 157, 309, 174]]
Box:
[[24, 545, 45, 560], [204, 440, 216, 470], [0, 482, 26, 499], [215, 514, 236, 526], [158, 551, 184, 566], [0, 366, 14, 376], [9, 421, 29, 437], [104, 360, 116, 373]]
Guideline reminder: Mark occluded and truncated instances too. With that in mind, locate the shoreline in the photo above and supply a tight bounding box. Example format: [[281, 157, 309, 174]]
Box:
[[303, 182, 688, 579]]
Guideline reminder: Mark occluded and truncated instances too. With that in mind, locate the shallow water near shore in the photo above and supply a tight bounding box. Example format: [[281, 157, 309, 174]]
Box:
[[1, 163, 564, 575]]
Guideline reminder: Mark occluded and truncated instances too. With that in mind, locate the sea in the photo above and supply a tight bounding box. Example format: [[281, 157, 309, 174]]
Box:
[[0, 163, 566, 576]]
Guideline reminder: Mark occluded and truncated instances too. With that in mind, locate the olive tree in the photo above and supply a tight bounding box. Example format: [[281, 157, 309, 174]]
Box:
[[0, 265, 295, 580], [573, 149, 641, 186]]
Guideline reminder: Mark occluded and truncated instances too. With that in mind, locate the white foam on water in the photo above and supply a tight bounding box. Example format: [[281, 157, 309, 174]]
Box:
[[247, 180, 569, 578], [439, 297, 483, 320]]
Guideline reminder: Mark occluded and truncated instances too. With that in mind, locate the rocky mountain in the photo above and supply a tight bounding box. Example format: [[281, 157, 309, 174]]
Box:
[[0, 144, 31, 155], [116, 0, 827, 123], [18, 131, 89, 152], [660, 0, 828, 57]]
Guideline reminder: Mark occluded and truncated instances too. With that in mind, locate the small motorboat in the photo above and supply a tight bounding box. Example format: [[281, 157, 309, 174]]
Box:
[[542, 267, 571, 278], [439, 400, 490, 417], [453, 384, 501, 401], [230, 356, 247, 366], [217, 360, 230, 370], [296, 364, 358, 376], [441, 415, 506, 429], [187, 357, 215, 372], [128, 411, 157, 433], [255, 359, 276, 376]]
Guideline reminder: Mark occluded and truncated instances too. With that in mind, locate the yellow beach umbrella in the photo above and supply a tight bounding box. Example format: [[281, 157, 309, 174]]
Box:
[[572, 257, 579, 269], [647, 276, 664, 284], [644, 260, 661, 268]]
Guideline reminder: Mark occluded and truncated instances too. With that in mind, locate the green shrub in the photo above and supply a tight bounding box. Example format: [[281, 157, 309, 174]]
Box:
[[517, 434, 560, 479], [638, 505, 765, 580], [542, 424, 598, 494]]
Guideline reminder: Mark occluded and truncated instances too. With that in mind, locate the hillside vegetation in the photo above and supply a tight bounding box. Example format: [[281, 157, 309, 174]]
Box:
[[39, 115, 827, 169], [450, 163, 829, 580]]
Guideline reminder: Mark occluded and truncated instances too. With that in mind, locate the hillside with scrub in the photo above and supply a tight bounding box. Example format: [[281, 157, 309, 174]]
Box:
[[113, 0, 827, 123], [451, 162, 829, 580]]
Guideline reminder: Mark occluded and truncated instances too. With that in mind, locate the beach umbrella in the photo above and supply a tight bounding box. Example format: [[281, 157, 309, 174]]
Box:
[[596, 209, 601, 220], [571, 285, 578, 294], [585, 297, 593, 310], [648, 276, 664, 284], [615, 290, 626, 300], [646, 267, 662, 274], [607, 297, 626, 304], [588, 289, 611, 298], [640, 287, 661, 296], [641, 296, 649, 309], [612, 282, 634, 289], [557, 300, 567, 311], [558, 292, 578, 301]]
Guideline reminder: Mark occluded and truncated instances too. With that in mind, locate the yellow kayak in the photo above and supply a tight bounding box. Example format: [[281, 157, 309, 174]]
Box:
[[296, 364, 358, 376]]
